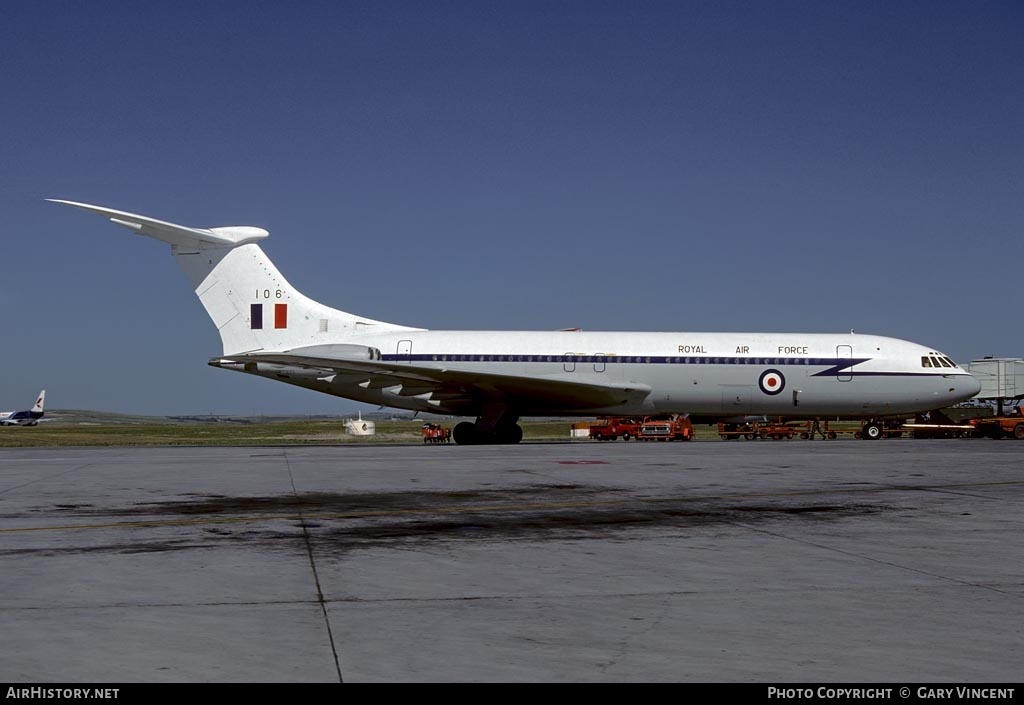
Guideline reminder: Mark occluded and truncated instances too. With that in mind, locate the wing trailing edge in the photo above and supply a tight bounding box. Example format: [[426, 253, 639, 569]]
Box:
[[218, 350, 652, 412]]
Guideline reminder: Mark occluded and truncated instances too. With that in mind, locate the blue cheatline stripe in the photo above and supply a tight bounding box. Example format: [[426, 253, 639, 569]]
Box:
[[374, 354, 963, 379], [381, 353, 874, 371], [250, 303, 263, 330], [383, 353, 840, 364], [377, 354, 963, 378]]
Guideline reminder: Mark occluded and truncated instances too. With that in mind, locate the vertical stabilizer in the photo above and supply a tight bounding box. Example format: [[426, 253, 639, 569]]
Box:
[[173, 241, 410, 354], [49, 200, 421, 355]]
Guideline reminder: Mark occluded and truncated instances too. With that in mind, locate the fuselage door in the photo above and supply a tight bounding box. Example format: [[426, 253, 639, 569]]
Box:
[[593, 353, 606, 373], [397, 340, 413, 362], [563, 353, 576, 373], [836, 344, 853, 382]]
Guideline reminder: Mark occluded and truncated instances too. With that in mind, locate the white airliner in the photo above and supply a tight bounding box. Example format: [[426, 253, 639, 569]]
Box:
[[1, 390, 46, 426], [50, 200, 981, 444]]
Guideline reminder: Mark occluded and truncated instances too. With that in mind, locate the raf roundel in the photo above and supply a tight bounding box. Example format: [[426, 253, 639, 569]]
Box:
[[758, 369, 786, 395]]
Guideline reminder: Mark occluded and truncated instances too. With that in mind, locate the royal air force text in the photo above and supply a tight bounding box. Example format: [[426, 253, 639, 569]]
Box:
[[677, 345, 809, 355]]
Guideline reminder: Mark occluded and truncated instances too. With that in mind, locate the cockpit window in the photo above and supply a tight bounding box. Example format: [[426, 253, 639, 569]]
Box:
[[924, 353, 960, 369]]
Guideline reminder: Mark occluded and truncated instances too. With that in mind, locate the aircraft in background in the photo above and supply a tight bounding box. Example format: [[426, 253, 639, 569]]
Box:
[[1, 390, 46, 426], [50, 200, 981, 444]]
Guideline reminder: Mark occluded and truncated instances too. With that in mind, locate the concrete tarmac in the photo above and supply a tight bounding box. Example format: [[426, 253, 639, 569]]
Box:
[[1, 440, 1022, 682]]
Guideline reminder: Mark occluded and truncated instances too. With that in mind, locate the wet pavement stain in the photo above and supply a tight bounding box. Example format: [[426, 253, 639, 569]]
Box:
[[6, 485, 894, 555]]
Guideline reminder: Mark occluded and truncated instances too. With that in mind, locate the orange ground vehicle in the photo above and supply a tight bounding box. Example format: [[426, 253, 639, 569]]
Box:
[[754, 420, 800, 440], [970, 408, 1024, 440], [638, 414, 693, 441], [718, 419, 802, 440], [421, 423, 452, 444], [717, 421, 758, 440], [589, 417, 642, 441]]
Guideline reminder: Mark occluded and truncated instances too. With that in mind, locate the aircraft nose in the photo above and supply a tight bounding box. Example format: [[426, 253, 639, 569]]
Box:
[[957, 374, 982, 400]]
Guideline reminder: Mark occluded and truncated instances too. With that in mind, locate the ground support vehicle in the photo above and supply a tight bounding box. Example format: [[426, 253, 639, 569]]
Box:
[[902, 410, 976, 439], [808, 413, 981, 440], [719, 419, 897, 440], [589, 417, 642, 441], [970, 411, 1024, 440], [723, 410, 996, 441], [718, 419, 808, 440], [421, 423, 452, 444], [717, 421, 758, 440], [755, 420, 801, 440], [639, 415, 694, 441], [793, 420, 846, 440]]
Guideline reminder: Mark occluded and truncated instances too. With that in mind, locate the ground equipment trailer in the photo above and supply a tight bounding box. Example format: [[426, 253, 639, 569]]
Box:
[[792, 419, 862, 440], [717, 419, 850, 440], [718, 419, 800, 440], [717, 421, 757, 440]]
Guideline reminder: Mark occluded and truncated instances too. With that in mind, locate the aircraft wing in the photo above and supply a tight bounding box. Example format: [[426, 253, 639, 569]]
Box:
[[220, 351, 652, 413]]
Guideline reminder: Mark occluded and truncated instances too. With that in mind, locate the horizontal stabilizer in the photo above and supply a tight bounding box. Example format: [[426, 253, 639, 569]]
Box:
[[48, 200, 268, 249]]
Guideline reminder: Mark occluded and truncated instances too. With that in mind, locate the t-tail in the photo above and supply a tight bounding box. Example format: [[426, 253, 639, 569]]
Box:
[[32, 390, 45, 414], [48, 200, 419, 355]]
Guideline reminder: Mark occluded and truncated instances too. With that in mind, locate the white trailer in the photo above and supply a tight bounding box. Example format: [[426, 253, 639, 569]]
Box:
[[966, 358, 1024, 400]]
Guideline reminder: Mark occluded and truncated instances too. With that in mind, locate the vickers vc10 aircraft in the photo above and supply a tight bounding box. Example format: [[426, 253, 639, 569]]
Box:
[[1, 390, 46, 426], [50, 200, 981, 444]]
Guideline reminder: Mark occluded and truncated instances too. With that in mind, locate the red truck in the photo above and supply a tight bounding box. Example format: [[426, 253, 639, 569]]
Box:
[[638, 414, 694, 441], [589, 417, 642, 441]]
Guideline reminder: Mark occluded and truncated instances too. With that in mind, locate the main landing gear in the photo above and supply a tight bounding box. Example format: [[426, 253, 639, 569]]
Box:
[[452, 414, 524, 445]]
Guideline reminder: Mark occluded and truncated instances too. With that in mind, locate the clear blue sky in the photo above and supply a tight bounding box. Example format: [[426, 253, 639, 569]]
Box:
[[2, 1, 1022, 415]]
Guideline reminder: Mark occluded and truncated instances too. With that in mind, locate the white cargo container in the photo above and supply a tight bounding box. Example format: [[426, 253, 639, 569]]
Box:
[[966, 358, 1024, 399]]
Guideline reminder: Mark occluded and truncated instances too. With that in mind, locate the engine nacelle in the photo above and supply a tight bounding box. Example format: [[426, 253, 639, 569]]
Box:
[[285, 344, 382, 361], [260, 364, 334, 381]]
